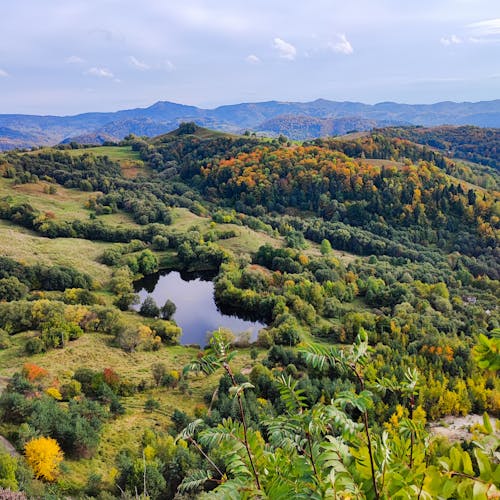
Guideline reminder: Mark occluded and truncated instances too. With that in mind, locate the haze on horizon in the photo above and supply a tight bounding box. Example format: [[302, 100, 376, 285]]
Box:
[[0, 0, 499, 116]]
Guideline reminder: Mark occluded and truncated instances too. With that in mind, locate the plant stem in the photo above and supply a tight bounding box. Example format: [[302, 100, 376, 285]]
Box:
[[409, 394, 414, 469], [351, 364, 379, 500], [188, 436, 224, 478], [306, 431, 319, 481], [223, 362, 261, 491]]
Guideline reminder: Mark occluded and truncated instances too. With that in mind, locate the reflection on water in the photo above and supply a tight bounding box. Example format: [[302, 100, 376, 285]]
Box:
[[133, 270, 264, 346]]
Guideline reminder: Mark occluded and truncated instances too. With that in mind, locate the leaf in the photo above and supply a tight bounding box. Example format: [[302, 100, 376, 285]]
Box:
[[178, 469, 213, 493], [276, 374, 307, 414], [474, 449, 492, 480], [472, 481, 489, 500], [229, 382, 255, 398], [482, 412, 493, 434]]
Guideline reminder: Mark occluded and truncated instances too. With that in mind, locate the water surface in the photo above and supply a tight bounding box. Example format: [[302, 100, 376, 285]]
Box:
[[133, 270, 264, 346]]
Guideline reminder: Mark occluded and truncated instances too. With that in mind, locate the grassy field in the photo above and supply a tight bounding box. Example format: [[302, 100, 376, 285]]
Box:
[[0, 220, 114, 284], [0, 177, 140, 228], [0, 330, 263, 488], [63, 146, 141, 162]]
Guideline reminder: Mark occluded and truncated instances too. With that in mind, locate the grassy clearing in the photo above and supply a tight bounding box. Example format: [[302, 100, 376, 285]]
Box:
[[64, 146, 141, 162], [0, 220, 113, 283], [0, 177, 140, 229], [169, 207, 284, 256], [303, 239, 359, 264], [0, 178, 92, 221]]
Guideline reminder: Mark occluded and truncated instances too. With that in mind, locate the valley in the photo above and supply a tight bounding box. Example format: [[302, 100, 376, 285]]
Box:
[[0, 123, 498, 498]]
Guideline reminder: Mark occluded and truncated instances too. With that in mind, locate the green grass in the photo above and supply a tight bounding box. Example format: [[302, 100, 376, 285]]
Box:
[[63, 146, 142, 162], [0, 220, 114, 284], [0, 331, 260, 488], [0, 177, 140, 227]]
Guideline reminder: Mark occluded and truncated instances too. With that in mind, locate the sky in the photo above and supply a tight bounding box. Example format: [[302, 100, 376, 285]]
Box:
[[0, 0, 499, 115]]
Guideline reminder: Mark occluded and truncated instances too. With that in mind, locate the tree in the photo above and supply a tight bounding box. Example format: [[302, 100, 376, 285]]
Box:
[[320, 238, 332, 255], [0, 277, 29, 302], [137, 250, 159, 275], [139, 295, 160, 318], [160, 299, 176, 320], [151, 362, 166, 386], [24, 436, 63, 482]]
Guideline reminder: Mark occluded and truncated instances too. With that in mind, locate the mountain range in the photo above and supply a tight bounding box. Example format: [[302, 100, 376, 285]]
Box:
[[0, 98, 499, 149]]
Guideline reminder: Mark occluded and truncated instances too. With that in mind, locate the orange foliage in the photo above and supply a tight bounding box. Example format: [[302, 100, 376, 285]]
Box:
[[22, 363, 48, 382]]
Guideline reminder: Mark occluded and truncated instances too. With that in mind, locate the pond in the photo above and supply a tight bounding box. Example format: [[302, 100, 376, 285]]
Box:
[[133, 270, 265, 346]]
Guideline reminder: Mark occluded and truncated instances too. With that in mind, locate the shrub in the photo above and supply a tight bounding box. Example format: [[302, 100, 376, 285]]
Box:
[[151, 363, 166, 386], [144, 398, 160, 413], [139, 296, 160, 318], [22, 364, 48, 382], [0, 453, 18, 490], [24, 436, 63, 482]]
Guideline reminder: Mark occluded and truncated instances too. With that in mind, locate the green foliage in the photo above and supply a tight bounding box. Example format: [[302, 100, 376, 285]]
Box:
[[474, 329, 500, 372], [0, 453, 18, 491]]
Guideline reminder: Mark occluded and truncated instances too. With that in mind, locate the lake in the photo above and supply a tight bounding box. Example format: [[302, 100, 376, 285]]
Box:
[[133, 270, 265, 346]]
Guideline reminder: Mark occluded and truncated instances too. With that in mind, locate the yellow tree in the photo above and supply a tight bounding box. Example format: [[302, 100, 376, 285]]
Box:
[[24, 436, 63, 482]]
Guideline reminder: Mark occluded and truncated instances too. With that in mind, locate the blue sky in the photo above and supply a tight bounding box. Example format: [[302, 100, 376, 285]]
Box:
[[0, 0, 499, 114]]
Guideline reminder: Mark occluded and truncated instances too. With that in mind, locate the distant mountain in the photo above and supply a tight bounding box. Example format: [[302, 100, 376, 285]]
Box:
[[0, 98, 499, 149], [255, 114, 411, 140]]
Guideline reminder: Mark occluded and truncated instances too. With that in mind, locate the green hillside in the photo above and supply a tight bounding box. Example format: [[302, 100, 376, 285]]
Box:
[[0, 126, 498, 498]]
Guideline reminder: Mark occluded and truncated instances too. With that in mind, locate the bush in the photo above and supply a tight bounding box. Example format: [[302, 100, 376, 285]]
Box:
[[151, 363, 166, 386], [144, 398, 160, 413], [0, 453, 18, 490], [160, 299, 176, 320], [139, 296, 160, 318], [24, 436, 63, 482]]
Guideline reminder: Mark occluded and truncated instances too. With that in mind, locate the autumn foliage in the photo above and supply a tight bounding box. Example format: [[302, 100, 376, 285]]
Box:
[[24, 436, 63, 482], [22, 363, 48, 382]]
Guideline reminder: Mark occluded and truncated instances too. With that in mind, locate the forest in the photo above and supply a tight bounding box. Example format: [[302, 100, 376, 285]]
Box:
[[0, 123, 498, 499]]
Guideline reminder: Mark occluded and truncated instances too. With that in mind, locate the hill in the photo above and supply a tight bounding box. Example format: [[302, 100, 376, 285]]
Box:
[[376, 125, 500, 170], [1, 98, 500, 149], [255, 114, 411, 139], [0, 125, 498, 498]]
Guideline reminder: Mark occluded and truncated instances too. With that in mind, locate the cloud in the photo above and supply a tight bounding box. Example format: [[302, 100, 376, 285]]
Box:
[[246, 54, 261, 64], [65, 55, 85, 64], [328, 34, 353, 55], [0, 69, 9, 77], [163, 59, 175, 71], [273, 38, 296, 60], [440, 34, 462, 46], [469, 36, 500, 44], [128, 56, 150, 70], [468, 18, 500, 36], [85, 67, 114, 78]]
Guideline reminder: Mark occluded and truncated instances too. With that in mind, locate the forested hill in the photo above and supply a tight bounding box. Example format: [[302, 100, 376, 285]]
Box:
[[0, 123, 498, 498], [375, 125, 500, 170]]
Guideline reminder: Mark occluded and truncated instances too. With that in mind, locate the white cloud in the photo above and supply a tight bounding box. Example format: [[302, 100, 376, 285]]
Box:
[[440, 34, 462, 46], [328, 34, 353, 55], [163, 59, 175, 71], [273, 38, 296, 60], [246, 54, 261, 64], [469, 36, 500, 44], [85, 67, 114, 78], [0, 69, 9, 77], [468, 18, 500, 36], [128, 56, 150, 70], [65, 55, 84, 64]]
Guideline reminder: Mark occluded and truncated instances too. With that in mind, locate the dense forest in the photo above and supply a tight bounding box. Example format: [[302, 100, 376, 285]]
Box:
[[0, 123, 498, 498]]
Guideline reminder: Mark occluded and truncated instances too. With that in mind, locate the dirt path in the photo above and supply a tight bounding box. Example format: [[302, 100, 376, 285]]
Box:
[[429, 414, 498, 442]]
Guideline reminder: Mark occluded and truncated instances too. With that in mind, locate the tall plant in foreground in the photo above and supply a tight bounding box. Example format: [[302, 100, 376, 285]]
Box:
[[179, 329, 500, 499]]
